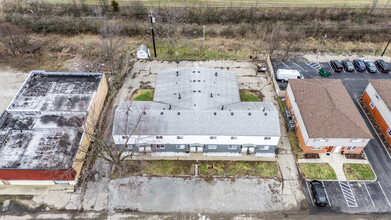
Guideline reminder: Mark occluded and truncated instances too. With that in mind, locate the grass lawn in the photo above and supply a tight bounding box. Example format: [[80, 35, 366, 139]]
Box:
[[288, 132, 304, 159], [131, 89, 154, 101], [299, 163, 337, 180], [343, 164, 376, 181], [199, 161, 278, 178], [239, 90, 261, 102], [116, 160, 193, 177]]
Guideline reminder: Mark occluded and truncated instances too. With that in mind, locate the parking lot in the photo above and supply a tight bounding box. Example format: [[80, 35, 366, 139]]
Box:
[[272, 61, 391, 94], [273, 60, 391, 214]]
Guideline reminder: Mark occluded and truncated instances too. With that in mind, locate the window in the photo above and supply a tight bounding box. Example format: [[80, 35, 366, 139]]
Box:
[[122, 136, 126, 139], [264, 137, 271, 140], [210, 136, 217, 140], [231, 136, 237, 140], [315, 138, 327, 142], [369, 101, 375, 109], [228, 145, 238, 150], [259, 145, 270, 150], [208, 145, 217, 149], [387, 128, 391, 137], [352, 138, 363, 143], [311, 146, 322, 150], [127, 144, 134, 149], [177, 136, 184, 139], [152, 144, 165, 149], [375, 93, 381, 101], [156, 136, 163, 139], [176, 144, 185, 149], [347, 146, 358, 151]]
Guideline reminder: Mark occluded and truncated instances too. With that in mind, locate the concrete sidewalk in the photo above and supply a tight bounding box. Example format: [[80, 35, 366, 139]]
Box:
[[298, 154, 370, 181]]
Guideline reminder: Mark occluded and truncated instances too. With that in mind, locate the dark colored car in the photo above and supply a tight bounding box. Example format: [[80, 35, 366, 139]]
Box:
[[353, 59, 366, 72], [342, 59, 354, 72], [364, 60, 378, 73], [310, 180, 328, 207], [375, 59, 391, 73], [330, 60, 343, 72]]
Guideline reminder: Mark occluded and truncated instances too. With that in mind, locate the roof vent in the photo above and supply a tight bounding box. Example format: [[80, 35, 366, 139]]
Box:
[[169, 105, 172, 110], [264, 113, 267, 116], [178, 112, 181, 115], [198, 80, 201, 82], [221, 105, 224, 110], [210, 93, 213, 98], [178, 94, 181, 99], [176, 71, 179, 76], [263, 108, 265, 112], [198, 90, 201, 93], [215, 72, 218, 76], [198, 71, 200, 73], [231, 112, 234, 115], [214, 112, 217, 115], [248, 112, 251, 116], [193, 90, 196, 93], [193, 80, 196, 82], [161, 112, 164, 115], [193, 71, 195, 73], [143, 111, 146, 115]]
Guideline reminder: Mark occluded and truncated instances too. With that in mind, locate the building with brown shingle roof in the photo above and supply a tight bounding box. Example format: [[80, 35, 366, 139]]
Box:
[[286, 79, 372, 154], [362, 80, 391, 145]]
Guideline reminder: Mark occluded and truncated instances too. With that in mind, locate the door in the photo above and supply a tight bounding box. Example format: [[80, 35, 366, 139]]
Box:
[[333, 146, 342, 154], [327, 147, 334, 153]]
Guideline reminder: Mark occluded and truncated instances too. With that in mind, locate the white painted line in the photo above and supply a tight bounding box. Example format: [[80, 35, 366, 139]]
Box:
[[306, 181, 315, 206], [338, 181, 358, 207], [364, 183, 375, 207], [321, 181, 331, 207], [292, 62, 306, 71], [378, 182, 391, 207], [281, 62, 292, 69], [327, 62, 334, 72]]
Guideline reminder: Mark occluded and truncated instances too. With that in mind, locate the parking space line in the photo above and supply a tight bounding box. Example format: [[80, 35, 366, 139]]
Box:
[[321, 181, 331, 207], [281, 62, 292, 69], [339, 181, 358, 207], [306, 181, 315, 206], [292, 62, 306, 71], [327, 62, 334, 72], [378, 182, 391, 207], [363, 183, 375, 207]]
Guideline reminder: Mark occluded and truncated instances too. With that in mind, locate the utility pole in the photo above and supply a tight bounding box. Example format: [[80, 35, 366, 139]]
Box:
[[149, 10, 157, 58], [381, 37, 391, 56], [316, 34, 327, 58]]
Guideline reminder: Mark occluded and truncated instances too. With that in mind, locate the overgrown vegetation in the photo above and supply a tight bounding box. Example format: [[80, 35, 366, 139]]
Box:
[[199, 161, 278, 178], [113, 160, 193, 178], [299, 163, 337, 180], [240, 90, 261, 102], [288, 132, 304, 159], [2, 0, 391, 59], [131, 89, 154, 101], [343, 164, 376, 180]]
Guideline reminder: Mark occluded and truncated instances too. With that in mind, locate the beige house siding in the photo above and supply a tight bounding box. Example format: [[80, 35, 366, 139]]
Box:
[[72, 74, 108, 181]]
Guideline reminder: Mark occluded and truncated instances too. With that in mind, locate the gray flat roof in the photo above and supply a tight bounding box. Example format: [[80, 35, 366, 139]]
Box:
[[113, 67, 280, 137], [0, 71, 103, 169]]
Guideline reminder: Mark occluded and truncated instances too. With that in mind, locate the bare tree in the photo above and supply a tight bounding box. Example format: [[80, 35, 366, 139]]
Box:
[[268, 22, 283, 58], [99, 22, 124, 75], [370, 0, 379, 14], [0, 22, 35, 57]]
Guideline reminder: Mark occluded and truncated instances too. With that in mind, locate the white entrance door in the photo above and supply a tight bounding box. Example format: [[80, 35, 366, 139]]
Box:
[[334, 146, 342, 153]]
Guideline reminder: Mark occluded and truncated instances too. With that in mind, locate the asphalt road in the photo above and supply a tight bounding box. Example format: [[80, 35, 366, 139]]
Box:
[[273, 61, 391, 214]]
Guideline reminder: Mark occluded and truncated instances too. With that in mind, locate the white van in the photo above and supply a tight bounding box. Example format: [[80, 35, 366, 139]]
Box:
[[276, 69, 304, 82]]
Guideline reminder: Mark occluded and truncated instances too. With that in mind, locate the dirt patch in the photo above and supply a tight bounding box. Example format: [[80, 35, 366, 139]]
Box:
[[198, 161, 278, 178], [345, 153, 366, 160], [303, 153, 320, 159]]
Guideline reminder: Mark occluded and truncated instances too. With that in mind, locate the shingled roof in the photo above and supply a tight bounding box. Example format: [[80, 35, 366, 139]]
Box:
[[370, 80, 391, 110], [289, 79, 372, 139]]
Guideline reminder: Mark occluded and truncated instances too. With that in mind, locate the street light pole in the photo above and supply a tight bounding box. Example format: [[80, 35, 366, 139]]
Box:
[[381, 37, 391, 57], [149, 11, 157, 58]]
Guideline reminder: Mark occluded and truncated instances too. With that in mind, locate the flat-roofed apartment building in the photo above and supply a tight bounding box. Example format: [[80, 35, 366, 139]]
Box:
[[0, 71, 107, 186], [362, 80, 391, 145], [285, 79, 372, 154], [112, 67, 281, 157]]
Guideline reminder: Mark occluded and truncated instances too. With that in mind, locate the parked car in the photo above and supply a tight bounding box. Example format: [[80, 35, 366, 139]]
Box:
[[364, 60, 378, 73], [375, 59, 391, 73], [330, 60, 343, 72], [342, 59, 354, 72], [276, 69, 304, 82], [310, 180, 328, 207], [353, 59, 366, 72]]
